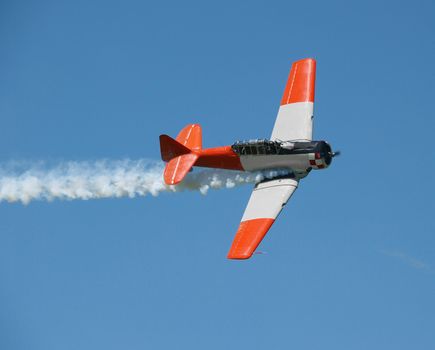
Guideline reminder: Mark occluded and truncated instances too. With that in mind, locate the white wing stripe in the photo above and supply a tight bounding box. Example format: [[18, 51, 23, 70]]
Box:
[[241, 178, 298, 221], [270, 102, 314, 141]]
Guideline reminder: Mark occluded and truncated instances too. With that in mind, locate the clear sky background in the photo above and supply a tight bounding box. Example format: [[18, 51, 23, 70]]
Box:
[[1, 0, 434, 349]]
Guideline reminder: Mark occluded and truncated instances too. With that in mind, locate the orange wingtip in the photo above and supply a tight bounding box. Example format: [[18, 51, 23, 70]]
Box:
[[280, 58, 316, 105], [227, 218, 275, 260]]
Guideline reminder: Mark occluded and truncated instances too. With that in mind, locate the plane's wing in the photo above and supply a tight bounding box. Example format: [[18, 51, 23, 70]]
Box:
[[227, 177, 298, 259], [270, 58, 316, 142]]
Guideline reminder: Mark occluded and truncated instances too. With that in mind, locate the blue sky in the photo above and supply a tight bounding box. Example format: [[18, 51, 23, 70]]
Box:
[[1, 0, 435, 349]]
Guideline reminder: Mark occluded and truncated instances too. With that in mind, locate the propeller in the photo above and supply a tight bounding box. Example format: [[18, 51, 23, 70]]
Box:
[[328, 150, 341, 158]]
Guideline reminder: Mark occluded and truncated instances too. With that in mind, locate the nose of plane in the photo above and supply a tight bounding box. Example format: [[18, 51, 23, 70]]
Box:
[[320, 141, 339, 166]]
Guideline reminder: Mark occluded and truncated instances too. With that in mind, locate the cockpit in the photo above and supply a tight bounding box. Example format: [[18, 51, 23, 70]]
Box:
[[231, 139, 316, 156]]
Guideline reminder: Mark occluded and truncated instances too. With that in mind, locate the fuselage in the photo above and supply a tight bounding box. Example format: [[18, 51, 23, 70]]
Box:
[[194, 139, 334, 175]]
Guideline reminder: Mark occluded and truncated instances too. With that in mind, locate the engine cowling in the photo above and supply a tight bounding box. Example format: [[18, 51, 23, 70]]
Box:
[[308, 141, 333, 170]]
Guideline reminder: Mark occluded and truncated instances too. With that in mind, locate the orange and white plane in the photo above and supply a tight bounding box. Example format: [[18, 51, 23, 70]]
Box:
[[159, 58, 338, 259]]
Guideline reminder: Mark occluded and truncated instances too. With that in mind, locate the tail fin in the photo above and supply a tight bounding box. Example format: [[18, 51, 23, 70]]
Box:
[[159, 124, 202, 185]]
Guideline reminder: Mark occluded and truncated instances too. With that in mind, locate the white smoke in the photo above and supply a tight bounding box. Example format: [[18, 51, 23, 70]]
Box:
[[0, 159, 290, 205]]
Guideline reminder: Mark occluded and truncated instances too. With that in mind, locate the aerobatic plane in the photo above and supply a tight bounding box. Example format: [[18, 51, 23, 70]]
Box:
[[159, 58, 338, 259]]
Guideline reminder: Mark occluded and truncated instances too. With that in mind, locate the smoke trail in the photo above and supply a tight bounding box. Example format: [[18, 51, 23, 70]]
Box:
[[0, 159, 289, 204]]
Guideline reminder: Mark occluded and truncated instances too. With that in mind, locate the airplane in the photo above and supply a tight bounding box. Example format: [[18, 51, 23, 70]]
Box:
[[159, 58, 338, 259]]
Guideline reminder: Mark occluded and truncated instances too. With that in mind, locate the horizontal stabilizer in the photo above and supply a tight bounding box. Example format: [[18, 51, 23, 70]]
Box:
[[164, 153, 199, 185], [160, 135, 191, 162]]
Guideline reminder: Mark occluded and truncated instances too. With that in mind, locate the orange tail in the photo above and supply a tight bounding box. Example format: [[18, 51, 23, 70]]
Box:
[[159, 124, 202, 185]]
